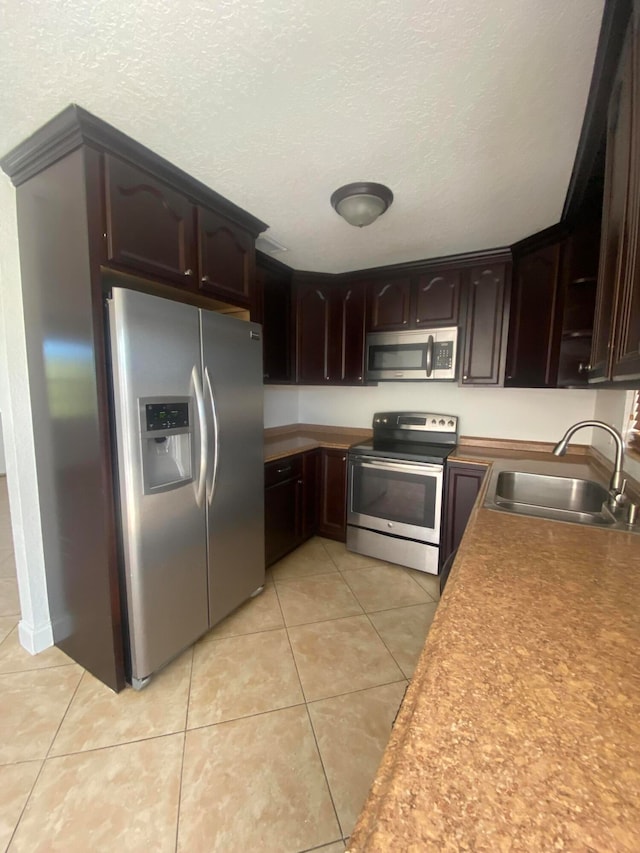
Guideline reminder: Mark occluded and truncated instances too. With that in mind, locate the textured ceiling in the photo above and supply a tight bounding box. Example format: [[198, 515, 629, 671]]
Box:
[[0, 0, 604, 273]]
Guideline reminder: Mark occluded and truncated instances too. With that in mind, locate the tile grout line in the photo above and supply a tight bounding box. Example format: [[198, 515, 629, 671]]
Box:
[[272, 574, 346, 844], [6, 663, 86, 849], [174, 645, 194, 853]]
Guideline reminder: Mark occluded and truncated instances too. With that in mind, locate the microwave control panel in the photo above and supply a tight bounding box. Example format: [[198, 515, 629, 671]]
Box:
[[434, 341, 454, 369]]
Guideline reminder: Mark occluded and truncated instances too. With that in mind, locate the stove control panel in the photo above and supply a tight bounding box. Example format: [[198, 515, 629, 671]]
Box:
[[372, 412, 458, 434]]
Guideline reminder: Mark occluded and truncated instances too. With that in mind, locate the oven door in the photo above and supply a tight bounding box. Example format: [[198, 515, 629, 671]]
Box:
[[347, 454, 443, 544]]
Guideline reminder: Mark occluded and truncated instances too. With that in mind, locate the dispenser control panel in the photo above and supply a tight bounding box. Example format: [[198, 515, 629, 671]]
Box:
[[145, 402, 190, 432]]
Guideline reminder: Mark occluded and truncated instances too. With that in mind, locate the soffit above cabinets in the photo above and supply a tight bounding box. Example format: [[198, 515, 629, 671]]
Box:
[[0, 0, 604, 273]]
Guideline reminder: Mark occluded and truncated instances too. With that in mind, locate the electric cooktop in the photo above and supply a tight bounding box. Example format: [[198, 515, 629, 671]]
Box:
[[349, 411, 459, 465]]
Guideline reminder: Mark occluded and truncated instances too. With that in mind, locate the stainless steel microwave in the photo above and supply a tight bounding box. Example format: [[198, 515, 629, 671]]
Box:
[[365, 327, 458, 381]]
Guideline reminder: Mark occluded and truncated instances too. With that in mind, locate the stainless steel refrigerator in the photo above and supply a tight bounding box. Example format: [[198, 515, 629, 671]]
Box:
[[108, 287, 264, 689]]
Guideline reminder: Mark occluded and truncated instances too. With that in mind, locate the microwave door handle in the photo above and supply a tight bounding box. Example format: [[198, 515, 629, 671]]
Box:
[[425, 335, 434, 377]]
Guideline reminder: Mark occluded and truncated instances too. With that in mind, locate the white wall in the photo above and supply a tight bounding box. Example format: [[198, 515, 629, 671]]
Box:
[[0, 174, 52, 653], [264, 386, 299, 427], [0, 413, 5, 475], [288, 384, 599, 444], [593, 388, 640, 482]]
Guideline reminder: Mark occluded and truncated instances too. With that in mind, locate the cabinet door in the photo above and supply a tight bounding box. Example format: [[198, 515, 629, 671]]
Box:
[[197, 207, 254, 306], [441, 463, 487, 567], [413, 269, 461, 327], [318, 449, 348, 541], [590, 28, 633, 382], [265, 478, 299, 566], [612, 9, 640, 381], [461, 265, 508, 385], [302, 450, 320, 540], [104, 155, 197, 287], [260, 264, 293, 383], [296, 281, 331, 383], [329, 281, 366, 384], [505, 243, 562, 387], [368, 278, 411, 330]]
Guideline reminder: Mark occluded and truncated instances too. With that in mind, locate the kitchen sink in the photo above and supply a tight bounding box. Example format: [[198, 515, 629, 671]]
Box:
[[487, 471, 616, 527]]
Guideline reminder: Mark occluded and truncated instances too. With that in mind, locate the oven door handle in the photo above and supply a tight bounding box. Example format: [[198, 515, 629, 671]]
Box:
[[350, 456, 444, 475], [426, 334, 434, 377]]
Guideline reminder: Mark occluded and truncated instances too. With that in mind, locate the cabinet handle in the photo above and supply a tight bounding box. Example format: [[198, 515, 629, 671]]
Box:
[[578, 362, 591, 374], [184, 268, 194, 277], [277, 465, 292, 474], [341, 456, 346, 462], [201, 274, 211, 284], [297, 479, 303, 485]]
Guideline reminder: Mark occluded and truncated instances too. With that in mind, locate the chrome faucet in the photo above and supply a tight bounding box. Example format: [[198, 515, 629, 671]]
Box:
[[552, 420, 626, 501]]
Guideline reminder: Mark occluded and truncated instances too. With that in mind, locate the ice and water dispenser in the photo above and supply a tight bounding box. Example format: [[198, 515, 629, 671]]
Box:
[[140, 398, 194, 493]]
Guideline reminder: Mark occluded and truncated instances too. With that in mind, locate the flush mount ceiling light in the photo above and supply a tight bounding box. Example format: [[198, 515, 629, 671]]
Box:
[[330, 182, 393, 227]]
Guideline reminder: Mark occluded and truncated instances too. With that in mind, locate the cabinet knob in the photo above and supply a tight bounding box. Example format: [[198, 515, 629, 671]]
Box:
[[184, 268, 194, 277], [201, 274, 211, 284], [463, 375, 468, 381], [342, 456, 346, 462], [578, 362, 591, 374]]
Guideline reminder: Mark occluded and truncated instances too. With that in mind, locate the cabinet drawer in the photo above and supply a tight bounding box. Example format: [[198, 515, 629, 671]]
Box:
[[265, 455, 303, 487]]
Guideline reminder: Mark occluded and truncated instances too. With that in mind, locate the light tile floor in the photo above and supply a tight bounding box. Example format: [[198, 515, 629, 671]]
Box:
[[0, 478, 440, 852]]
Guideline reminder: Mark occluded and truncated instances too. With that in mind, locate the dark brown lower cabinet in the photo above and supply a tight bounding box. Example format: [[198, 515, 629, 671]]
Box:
[[264, 455, 303, 566], [441, 462, 488, 568], [264, 449, 322, 566], [302, 450, 320, 539], [318, 449, 348, 541]]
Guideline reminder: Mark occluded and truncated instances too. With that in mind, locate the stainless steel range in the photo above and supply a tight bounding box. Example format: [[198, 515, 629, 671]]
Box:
[[347, 412, 458, 574]]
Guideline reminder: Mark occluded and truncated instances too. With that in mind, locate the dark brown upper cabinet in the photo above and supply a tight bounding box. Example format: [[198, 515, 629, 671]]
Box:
[[460, 263, 510, 385], [610, 6, 640, 383], [331, 280, 366, 384], [557, 221, 600, 386], [295, 275, 366, 385], [368, 277, 411, 330], [590, 10, 640, 386], [413, 268, 461, 328], [368, 268, 461, 332], [104, 155, 198, 288], [296, 278, 332, 383], [257, 252, 293, 384], [197, 207, 254, 306], [505, 240, 564, 387]]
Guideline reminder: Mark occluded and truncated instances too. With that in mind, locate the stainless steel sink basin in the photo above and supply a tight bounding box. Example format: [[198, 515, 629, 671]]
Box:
[[488, 471, 616, 526]]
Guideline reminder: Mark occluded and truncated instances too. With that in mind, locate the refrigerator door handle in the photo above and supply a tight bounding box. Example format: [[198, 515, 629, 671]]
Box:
[[191, 365, 208, 507], [204, 366, 220, 505]]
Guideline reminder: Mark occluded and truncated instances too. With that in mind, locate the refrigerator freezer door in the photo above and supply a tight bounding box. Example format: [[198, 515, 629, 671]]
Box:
[[201, 311, 265, 625], [109, 288, 209, 683]]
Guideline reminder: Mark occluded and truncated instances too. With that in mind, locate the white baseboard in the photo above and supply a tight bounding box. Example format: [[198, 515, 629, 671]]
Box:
[[18, 618, 54, 655]]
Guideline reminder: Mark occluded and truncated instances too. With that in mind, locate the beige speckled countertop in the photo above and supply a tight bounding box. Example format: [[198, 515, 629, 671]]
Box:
[[345, 443, 640, 852], [264, 424, 372, 462]]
